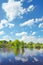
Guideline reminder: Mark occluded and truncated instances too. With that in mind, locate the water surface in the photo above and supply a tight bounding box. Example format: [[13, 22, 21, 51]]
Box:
[[0, 48, 43, 65]]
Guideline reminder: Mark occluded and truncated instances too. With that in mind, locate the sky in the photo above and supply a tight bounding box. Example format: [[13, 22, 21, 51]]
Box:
[[0, 0, 43, 43]]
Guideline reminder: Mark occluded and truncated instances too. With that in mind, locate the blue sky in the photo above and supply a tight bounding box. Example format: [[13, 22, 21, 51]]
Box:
[[0, 0, 43, 43]]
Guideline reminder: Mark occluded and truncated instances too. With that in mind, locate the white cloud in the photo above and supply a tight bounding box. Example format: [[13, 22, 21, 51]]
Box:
[[2, 0, 35, 21], [20, 0, 24, 2], [0, 19, 8, 29], [0, 24, 4, 29], [0, 19, 10, 29], [19, 35, 36, 43], [8, 23, 15, 28], [16, 31, 43, 43], [37, 38, 43, 43], [20, 19, 34, 27], [20, 0, 32, 2], [0, 19, 15, 29], [27, 5, 35, 12], [16, 32, 27, 36], [2, 35, 12, 41], [15, 31, 43, 43], [20, 17, 43, 27], [2, 0, 26, 21], [39, 23, 43, 28], [19, 35, 43, 43], [32, 32, 36, 35], [35, 17, 43, 22], [0, 31, 5, 35], [1, 19, 8, 24]]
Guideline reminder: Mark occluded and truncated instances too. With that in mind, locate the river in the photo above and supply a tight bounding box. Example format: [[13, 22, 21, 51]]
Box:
[[0, 48, 43, 65]]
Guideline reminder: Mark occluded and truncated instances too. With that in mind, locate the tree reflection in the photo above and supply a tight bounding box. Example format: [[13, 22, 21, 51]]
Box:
[[13, 47, 24, 56]]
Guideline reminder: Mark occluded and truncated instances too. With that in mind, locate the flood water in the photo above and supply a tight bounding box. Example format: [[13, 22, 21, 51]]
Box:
[[0, 48, 43, 65]]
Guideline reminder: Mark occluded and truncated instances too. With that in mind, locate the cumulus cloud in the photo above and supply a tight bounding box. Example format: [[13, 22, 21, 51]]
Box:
[[20, 0, 24, 2], [19, 35, 43, 43], [20, 19, 34, 27], [0, 19, 8, 29], [32, 32, 36, 35], [20, 35, 36, 42], [0, 24, 4, 29], [0, 31, 5, 35], [16, 32, 27, 36], [0, 19, 15, 29], [1, 0, 43, 42], [35, 17, 43, 22], [15, 31, 43, 43], [8, 23, 15, 28], [1, 19, 8, 24], [27, 5, 35, 12], [2, 0, 35, 21], [20, 0, 32, 2], [20, 17, 43, 27], [39, 23, 43, 28], [2, 35, 12, 41]]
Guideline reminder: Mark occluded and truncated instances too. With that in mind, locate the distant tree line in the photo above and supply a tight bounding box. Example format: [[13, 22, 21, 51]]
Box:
[[0, 40, 43, 49]]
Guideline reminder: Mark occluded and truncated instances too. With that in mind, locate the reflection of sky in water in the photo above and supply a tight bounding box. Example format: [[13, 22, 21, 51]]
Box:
[[15, 49, 43, 62], [0, 48, 43, 65]]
